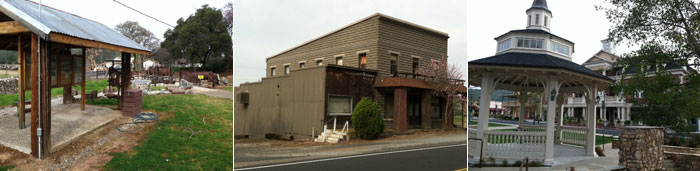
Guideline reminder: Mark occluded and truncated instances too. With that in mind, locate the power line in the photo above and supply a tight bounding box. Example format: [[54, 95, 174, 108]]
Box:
[[112, 0, 174, 28]]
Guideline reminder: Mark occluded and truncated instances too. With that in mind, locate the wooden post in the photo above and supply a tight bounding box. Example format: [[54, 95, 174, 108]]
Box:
[[81, 48, 86, 111], [40, 38, 51, 158], [30, 33, 38, 158], [18, 34, 25, 129], [120, 52, 131, 109]]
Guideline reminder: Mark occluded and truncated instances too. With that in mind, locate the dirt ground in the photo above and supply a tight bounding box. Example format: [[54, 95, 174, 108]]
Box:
[[0, 109, 172, 170]]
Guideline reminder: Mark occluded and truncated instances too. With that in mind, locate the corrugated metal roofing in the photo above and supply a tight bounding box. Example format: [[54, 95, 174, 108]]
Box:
[[0, 0, 149, 52]]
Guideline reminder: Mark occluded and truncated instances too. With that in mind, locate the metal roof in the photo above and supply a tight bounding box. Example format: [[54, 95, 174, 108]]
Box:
[[0, 0, 149, 52], [469, 52, 612, 81], [527, 0, 550, 13]]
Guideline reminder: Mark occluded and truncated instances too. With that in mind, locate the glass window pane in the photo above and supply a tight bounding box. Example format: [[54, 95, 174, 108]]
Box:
[[328, 95, 352, 115]]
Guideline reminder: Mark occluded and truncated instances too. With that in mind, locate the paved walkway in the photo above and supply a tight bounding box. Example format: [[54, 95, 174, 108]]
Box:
[[191, 86, 233, 99], [470, 143, 622, 171], [0, 104, 121, 154]]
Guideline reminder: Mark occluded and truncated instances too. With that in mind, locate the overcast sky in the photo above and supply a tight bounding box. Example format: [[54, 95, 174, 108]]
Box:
[[233, 0, 467, 86], [33, 0, 230, 41], [467, 0, 634, 65]]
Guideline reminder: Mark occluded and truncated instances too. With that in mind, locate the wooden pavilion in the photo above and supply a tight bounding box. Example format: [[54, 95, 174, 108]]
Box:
[[0, 0, 149, 159]]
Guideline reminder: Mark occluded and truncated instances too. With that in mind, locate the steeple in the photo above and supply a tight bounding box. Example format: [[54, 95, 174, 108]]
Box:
[[526, 0, 552, 32]]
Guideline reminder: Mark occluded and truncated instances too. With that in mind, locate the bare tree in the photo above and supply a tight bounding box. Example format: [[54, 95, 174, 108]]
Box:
[[418, 62, 464, 129]]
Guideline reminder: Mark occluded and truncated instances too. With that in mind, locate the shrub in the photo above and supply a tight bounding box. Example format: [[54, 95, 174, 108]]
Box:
[[351, 98, 384, 139]]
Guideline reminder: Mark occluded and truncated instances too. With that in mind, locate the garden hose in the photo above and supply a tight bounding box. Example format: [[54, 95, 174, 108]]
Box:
[[117, 112, 159, 132]]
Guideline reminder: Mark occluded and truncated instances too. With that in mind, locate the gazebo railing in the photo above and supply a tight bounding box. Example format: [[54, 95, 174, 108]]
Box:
[[557, 125, 588, 146], [520, 125, 546, 132], [468, 128, 479, 158], [483, 130, 546, 160]]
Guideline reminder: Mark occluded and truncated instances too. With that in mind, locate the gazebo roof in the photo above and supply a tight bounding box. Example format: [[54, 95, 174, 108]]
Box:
[[469, 52, 612, 81]]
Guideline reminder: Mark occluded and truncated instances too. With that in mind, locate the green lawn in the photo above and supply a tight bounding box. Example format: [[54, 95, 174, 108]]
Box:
[[0, 80, 108, 107], [468, 121, 511, 127], [0, 165, 14, 171], [150, 86, 167, 90], [105, 94, 233, 170]]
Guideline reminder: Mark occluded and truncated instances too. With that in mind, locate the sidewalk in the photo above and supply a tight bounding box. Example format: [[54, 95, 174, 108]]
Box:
[[234, 130, 466, 168], [470, 143, 622, 171]]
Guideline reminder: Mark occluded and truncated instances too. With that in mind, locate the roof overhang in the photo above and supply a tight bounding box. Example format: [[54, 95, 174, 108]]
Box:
[[49, 33, 150, 55], [468, 64, 612, 93], [0, 0, 49, 38]]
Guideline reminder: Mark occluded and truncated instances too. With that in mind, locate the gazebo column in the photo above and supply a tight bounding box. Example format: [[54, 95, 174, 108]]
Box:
[[543, 79, 559, 165], [556, 94, 564, 144], [517, 91, 527, 130], [584, 85, 598, 157], [476, 74, 495, 161]]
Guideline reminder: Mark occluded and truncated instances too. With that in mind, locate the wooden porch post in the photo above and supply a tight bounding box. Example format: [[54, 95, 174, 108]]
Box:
[[420, 90, 431, 129], [18, 34, 25, 129], [81, 47, 86, 111], [120, 52, 131, 109], [393, 87, 407, 131], [30, 34, 51, 158]]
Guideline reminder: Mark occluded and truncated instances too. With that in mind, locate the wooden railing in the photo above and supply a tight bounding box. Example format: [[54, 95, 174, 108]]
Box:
[[557, 125, 588, 146], [483, 130, 546, 160], [520, 125, 546, 132]]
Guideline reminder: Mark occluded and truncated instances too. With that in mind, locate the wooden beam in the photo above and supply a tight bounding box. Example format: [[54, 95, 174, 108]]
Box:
[[81, 47, 86, 111], [40, 38, 51, 158], [30, 33, 38, 158], [48, 33, 150, 55], [18, 34, 25, 129], [0, 21, 29, 34]]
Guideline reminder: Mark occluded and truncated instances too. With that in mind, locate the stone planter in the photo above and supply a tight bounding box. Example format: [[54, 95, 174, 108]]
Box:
[[618, 126, 664, 170]]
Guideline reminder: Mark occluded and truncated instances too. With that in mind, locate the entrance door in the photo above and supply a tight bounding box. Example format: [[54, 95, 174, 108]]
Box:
[[407, 96, 421, 128]]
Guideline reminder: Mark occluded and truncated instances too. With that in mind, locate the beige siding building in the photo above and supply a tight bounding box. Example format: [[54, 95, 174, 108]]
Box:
[[236, 13, 461, 138]]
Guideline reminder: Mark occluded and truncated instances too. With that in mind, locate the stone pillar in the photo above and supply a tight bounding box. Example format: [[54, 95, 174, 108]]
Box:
[[476, 75, 495, 162], [543, 79, 559, 165], [618, 126, 664, 170], [585, 86, 598, 157], [421, 91, 431, 129], [393, 88, 408, 131]]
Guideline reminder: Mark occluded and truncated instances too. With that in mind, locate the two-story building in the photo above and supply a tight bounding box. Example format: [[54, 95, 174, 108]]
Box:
[[562, 40, 696, 128], [235, 13, 464, 138]]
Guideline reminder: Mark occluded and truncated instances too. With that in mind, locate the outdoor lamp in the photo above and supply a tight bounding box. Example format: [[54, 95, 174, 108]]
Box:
[[550, 89, 557, 101]]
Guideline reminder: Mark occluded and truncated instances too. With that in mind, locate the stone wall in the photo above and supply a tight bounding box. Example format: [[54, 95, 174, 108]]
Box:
[[664, 145, 700, 170], [0, 78, 18, 94], [618, 126, 664, 170]]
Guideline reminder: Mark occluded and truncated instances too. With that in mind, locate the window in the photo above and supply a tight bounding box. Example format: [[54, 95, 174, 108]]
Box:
[[316, 59, 323, 66], [431, 60, 440, 70], [270, 67, 276, 76], [299, 62, 305, 69], [497, 39, 511, 52], [412, 57, 419, 75], [550, 41, 570, 55], [284, 65, 290, 75], [328, 95, 352, 116], [544, 16, 548, 27], [359, 53, 367, 68], [336, 56, 343, 65], [528, 15, 532, 25], [536, 14, 540, 24], [517, 38, 543, 49], [390, 53, 398, 76]]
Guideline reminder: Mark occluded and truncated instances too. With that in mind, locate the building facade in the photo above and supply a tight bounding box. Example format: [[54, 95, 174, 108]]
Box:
[[562, 40, 695, 127], [235, 13, 462, 138]]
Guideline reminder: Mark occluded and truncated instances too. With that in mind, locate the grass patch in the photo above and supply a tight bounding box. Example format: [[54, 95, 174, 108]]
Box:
[[468, 121, 511, 127], [0, 165, 15, 171], [150, 86, 167, 90], [86, 98, 118, 105], [222, 87, 233, 92], [105, 94, 233, 170], [0, 80, 108, 107]]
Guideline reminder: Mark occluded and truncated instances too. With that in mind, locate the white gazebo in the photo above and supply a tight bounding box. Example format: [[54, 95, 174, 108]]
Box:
[[467, 0, 613, 165]]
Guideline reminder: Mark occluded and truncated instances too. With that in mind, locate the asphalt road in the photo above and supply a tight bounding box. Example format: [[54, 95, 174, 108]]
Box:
[[235, 144, 468, 171]]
